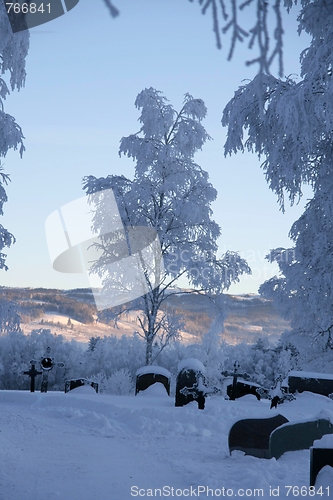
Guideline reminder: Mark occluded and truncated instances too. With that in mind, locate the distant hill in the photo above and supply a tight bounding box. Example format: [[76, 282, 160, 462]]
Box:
[[163, 293, 290, 345], [0, 287, 290, 345]]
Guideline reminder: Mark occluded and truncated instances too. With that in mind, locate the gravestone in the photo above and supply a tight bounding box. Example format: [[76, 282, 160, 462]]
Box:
[[135, 366, 171, 395], [40, 347, 65, 393], [228, 414, 289, 458], [288, 371, 333, 397], [175, 358, 206, 410], [65, 378, 98, 393], [310, 434, 333, 486], [270, 419, 333, 460], [226, 380, 262, 400], [222, 361, 250, 401]]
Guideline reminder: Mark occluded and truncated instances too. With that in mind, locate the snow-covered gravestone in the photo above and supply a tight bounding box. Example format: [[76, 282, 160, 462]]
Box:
[[228, 414, 289, 459], [65, 378, 98, 394], [135, 366, 171, 396], [40, 347, 65, 393], [311, 434, 333, 487], [288, 371, 333, 398], [175, 358, 207, 410]]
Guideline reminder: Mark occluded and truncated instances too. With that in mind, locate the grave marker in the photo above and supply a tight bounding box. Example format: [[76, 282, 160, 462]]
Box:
[[288, 371, 333, 397], [175, 358, 206, 410], [135, 366, 171, 395], [222, 361, 250, 400], [65, 378, 98, 393], [40, 347, 65, 393], [270, 419, 333, 460], [229, 414, 289, 458], [23, 360, 42, 392]]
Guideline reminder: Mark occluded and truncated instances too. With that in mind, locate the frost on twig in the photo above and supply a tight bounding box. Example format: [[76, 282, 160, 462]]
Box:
[[189, 0, 297, 76], [102, 0, 120, 17]]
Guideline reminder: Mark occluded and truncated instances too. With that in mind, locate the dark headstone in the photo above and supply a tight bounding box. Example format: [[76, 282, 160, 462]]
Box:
[[288, 372, 333, 397], [175, 361, 207, 410], [229, 414, 289, 458], [270, 419, 333, 460], [65, 378, 98, 393], [226, 380, 262, 401], [310, 448, 333, 486], [135, 372, 170, 395]]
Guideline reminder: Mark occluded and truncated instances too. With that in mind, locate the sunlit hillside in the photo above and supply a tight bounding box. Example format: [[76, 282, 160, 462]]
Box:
[[0, 287, 290, 346]]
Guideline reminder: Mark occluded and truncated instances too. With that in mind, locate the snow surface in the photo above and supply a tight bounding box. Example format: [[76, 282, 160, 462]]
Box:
[[313, 434, 333, 449], [315, 466, 333, 489], [1, 390, 333, 499], [289, 371, 333, 380], [178, 358, 206, 373], [136, 365, 171, 378]]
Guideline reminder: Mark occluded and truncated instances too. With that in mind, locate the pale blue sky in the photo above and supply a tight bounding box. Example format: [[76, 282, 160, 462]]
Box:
[[1, 0, 311, 294]]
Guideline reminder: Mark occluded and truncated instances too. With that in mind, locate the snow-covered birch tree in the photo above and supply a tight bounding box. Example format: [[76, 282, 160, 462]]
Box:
[[83, 88, 250, 365], [222, 1, 333, 352]]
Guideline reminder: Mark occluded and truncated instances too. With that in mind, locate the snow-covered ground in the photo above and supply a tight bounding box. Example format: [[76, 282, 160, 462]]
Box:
[[1, 386, 333, 500], [21, 312, 199, 345]]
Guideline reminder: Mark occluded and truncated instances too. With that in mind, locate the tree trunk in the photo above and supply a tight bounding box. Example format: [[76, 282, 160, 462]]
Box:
[[145, 336, 153, 365]]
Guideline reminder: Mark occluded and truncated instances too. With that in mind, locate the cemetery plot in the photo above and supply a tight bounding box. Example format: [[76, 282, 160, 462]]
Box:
[[288, 371, 333, 397], [228, 414, 289, 458], [135, 366, 171, 395]]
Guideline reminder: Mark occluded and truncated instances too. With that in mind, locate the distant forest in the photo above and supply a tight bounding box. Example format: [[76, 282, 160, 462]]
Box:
[[0, 287, 97, 324]]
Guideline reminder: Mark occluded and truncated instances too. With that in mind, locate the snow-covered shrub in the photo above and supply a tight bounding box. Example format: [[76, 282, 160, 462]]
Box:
[[97, 369, 134, 395], [83, 334, 145, 380]]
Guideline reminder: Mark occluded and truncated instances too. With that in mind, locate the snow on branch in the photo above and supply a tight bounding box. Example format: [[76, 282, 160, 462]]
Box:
[[189, 0, 297, 76], [101, 0, 298, 76], [102, 0, 119, 17]]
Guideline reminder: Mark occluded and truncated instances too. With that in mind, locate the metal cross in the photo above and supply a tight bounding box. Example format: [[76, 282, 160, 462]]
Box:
[[222, 361, 249, 401], [40, 346, 65, 393]]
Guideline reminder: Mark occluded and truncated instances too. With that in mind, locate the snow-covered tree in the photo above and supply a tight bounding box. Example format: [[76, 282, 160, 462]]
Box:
[[0, 299, 21, 333], [260, 181, 333, 352], [222, 1, 333, 354], [0, 4, 29, 270], [83, 88, 250, 365]]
